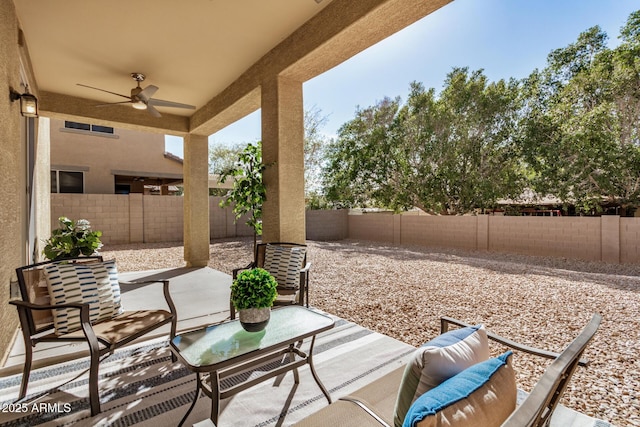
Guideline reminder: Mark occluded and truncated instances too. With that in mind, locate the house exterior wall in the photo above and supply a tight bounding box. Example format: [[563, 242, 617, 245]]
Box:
[[0, 1, 22, 364], [49, 119, 182, 194]]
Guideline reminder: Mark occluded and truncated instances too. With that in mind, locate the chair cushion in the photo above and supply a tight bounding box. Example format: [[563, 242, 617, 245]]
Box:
[[394, 325, 489, 427], [102, 259, 124, 315], [44, 261, 123, 334], [403, 351, 516, 427], [60, 310, 173, 344], [263, 245, 306, 288]]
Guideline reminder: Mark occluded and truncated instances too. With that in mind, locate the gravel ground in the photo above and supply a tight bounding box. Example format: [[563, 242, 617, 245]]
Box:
[[101, 237, 640, 427]]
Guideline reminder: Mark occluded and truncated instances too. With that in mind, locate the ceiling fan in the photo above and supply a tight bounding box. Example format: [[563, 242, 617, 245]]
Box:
[[77, 72, 195, 118]]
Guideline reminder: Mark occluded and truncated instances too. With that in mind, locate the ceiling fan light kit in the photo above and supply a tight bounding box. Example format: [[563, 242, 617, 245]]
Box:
[[132, 101, 147, 110], [77, 72, 195, 117]]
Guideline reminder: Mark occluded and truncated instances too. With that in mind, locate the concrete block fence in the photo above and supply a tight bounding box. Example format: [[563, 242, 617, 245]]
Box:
[[346, 212, 636, 264], [50, 194, 253, 245], [51, 194, 638, 264]]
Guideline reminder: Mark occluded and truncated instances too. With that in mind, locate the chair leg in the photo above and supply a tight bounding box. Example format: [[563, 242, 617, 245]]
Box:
[[230, 301, 236, 320], [88, 349, 101, 416], [14, 309, 34, 401], [17, 342, 33, 400], [77, 306, 102, 416]]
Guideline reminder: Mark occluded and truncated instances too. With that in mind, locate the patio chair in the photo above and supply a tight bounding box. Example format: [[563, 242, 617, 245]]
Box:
[[230, 242, 311, 320], [295, 313, 602, 427], [9, 256, 177, 416]]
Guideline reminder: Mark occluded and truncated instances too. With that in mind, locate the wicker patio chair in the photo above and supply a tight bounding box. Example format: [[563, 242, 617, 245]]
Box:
[[9, 255, 177, 416], [230, 242, 311, 320]]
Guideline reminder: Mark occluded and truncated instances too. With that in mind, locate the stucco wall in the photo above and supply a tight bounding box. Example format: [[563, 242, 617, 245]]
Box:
[[0, 1, 22, 364], [49, 118, 182, 194]]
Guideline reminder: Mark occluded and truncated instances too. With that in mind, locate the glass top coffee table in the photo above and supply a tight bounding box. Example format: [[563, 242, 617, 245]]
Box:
[[170, 306, 335, 426]]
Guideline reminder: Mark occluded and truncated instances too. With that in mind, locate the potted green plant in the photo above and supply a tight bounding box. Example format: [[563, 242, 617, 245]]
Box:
[[230, 268, 278, 332], [43, 217, 103, 261], [218, 141, 270, 253]]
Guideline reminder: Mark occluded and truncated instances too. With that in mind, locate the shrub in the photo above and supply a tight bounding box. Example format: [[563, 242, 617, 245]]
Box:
[[43, 217, 103, 261], [230, 268, 278, 310]]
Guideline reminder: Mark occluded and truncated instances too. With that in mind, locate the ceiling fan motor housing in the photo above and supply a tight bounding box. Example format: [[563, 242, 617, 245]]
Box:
[[131, 72, 146, 82]]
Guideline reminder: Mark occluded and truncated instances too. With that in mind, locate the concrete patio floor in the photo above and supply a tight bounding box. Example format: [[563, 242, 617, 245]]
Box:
[[1, 266, 231, 376], [0, 263, 617, 426]]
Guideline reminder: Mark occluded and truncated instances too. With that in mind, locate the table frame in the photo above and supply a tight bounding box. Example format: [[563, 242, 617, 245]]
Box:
[[170, 307, 334, 426]]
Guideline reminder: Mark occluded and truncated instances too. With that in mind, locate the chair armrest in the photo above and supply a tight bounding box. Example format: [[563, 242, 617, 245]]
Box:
[[9, 300, 101, 349], [338, 397, 391, 427], [119, 279, 167, 286], [232, 262, 256, 279], [10, 299, 87, 311], [440, 316, 589, 367], [300, 262, 312, 274]]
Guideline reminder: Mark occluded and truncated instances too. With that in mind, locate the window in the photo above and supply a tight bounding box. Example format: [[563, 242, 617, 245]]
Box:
[[64, 121, 114, 134], [64, 121, 90, 131], [115, 184, 131, 194], [91, 124, 114, 134], [51, 170, 84, 193]]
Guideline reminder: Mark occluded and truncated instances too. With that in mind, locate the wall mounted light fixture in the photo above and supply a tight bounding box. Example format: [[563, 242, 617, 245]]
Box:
[[9, 85, 38, 117]]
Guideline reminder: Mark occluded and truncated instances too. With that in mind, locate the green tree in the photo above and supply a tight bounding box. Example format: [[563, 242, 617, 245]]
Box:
[[304, 106, 331, 206], [209, 142, 244, 175], [399, 70, 525, 214], [520, 12, 640, 214], [209, 142, 244, 196], [323, 68, 525, 214], [323, 96, 400, 209], [219, 141, 267, 249]]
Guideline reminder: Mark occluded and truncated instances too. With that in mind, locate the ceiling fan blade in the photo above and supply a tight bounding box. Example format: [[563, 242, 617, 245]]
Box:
[[77, 83, 131, 100], [137, 85, 159, 102], [146, 104, 162, 118], [148, 98, 196, 109], [95, 101, 132, 107]]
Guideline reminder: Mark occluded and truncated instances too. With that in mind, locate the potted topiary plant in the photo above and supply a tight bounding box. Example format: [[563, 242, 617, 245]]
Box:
[[230, 268, 278, 332], [43, 217, 103, 261]]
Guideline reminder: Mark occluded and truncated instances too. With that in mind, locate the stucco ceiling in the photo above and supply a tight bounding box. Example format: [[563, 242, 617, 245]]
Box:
[[13, 0, 334, 117], [12, 0, 453, 135]]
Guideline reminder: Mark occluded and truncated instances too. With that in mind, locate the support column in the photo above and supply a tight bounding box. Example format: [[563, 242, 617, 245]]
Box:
[[183, 133, 210, 267], [33, 117, 51, 263], [261, 76, 306, 244]]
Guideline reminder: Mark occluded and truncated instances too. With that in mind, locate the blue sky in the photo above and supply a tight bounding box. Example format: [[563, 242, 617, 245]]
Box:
[[166, 0, 639, 157]]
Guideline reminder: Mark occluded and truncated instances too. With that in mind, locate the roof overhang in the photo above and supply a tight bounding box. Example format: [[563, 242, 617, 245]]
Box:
[[13, 0, 453, 135]]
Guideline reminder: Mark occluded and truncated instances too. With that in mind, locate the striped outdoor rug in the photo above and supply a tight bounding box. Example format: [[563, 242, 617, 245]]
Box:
[[0, 315, 415, 427]]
